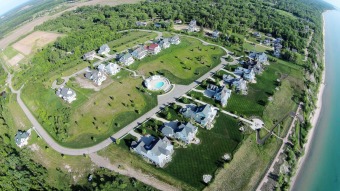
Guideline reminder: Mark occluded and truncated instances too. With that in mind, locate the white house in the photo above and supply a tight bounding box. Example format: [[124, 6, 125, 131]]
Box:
[[212, 30, 220, 38], [85, 70, 107, 86], [119, 53, 135, 66], [162, 122, 198, 144], [188, 19, 199, 32], [98, 44, 110, 55], [105, 62, 121, 75], [131, 46, 148, 60], [131, 135, 174, 168], [15, 130, 31, 148], [180, 104, 218, 129], [83, 51, 96, 60], [205, 84, 232, 107], [158, 38, 170, 49], [56, 87, 77, 103], [170, 35, 181, 45], [234, 67, 255, 82]]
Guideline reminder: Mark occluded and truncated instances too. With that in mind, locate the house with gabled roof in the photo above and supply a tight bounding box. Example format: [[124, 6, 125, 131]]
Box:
[[158, 38, 170, 49], [212, 30, 220, 38], [15, 130, 31, 148], [170, 35, 180, 45], [105, 62, 120, 75], [205, 84, 232, 107], [249, 52, 268, 64], [83, 51, 96, 60], [131, 46, 148, 60], [98, 44, 110, 55], [136, 21, 148, 27], [180, 104, 217, 129], [131, 135, 174, 167], [188, 19, 199, 32], [223, 74, 248, 95], [174, 19, 182, 24], [162, 122, 198, 144], [147, 43, 161, 55], [119, 53, 135, 66], [234, 67, 255, 82], [56, 86, 77, 103], [85, 70, 107, 86]]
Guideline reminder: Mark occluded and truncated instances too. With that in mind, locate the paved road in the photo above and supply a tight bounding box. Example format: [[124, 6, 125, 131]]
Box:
[[2, 30, 232, 155], [256, 103, 302, 191]]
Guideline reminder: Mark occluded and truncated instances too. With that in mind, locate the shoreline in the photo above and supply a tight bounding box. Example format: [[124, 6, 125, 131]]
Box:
[[290, 12, 327, 190]]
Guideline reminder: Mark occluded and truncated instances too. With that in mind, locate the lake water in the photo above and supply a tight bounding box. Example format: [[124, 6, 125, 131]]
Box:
[[292, 10, 340, 191]]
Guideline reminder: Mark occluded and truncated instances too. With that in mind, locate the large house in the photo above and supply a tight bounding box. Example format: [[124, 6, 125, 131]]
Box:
[[249, 52, 268, 64], [161, 122, 198, 144], [131, 46, 148, 60], [56, 87, 77, 103], [180, 104, 217, 129], [170, 35, 180, 45], [158, 38, 170, 49], [234, 67, 255, 81], [105, 62, 121, 75], [85, 70, 107, 86], [98, 44, 110, 55], [147, 43, 161, 55], [119, 53, 135, 66], [136, 21, 148, 27], [131, 135, 174, 168], [188, 19, 199, 32], [223, 74, 248, 95], [15, 130, 31, 148], [205, 84, 232, 107], [83, 51, 96, 61]]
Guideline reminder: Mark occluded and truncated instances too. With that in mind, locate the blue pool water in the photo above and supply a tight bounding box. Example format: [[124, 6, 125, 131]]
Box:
[[155, 82, 165, 89]]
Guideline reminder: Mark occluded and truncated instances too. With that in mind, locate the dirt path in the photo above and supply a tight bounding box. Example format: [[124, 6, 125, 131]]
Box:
[[89, 153, 180, 191], [0, 0, 141, 50]]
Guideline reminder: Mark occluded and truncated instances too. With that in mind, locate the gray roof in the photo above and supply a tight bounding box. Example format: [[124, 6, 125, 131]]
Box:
[[83, 50, 96, 58], [119, 53, 133, 62], [56, 87, 75, 98], [15, 130, 29, 145], [134, 136, 172, 156]]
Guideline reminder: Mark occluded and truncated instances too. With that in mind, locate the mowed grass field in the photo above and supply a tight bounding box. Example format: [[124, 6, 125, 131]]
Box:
[[131, 36, 225, 85], [99, 113, 243, 190], [22, 70, 157, 148], [108, 31, 158, 53]]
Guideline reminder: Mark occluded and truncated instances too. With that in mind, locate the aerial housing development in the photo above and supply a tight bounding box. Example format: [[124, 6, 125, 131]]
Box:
[[0, 0, 330, 190]]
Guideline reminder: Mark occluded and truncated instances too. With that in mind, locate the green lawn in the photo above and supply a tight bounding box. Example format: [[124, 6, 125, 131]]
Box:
[[2, 46, 19, 59], [108, 31, 158, 53], [21, 70, 157, 148], [130, 37, 225, 85], [160, 113, 243, 190]]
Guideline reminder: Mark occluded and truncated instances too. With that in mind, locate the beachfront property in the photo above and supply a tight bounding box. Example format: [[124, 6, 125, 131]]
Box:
[[249, 52, 268, 64], [132, 45, 148, 60], [15, 130, 31, 148], [147, 43, 161, 55], [56, 87, 77, 103], [119, 53, 135, 66], [180, 104, 218, 129], [83, 50, 96, 61], [170, 35, 181, 45], [223, 74, 248, 95], [136, 21, 148, 27], [85, 69, 107, 86], [187, 19, 200, 32], [131, 135, 174, 168], [234, 67, 256, 82], [98, 44, 110, 55], [161, 122, 198, 144], [212, 30, 220, 38], [105, 62, 121, 75], [158, 38, 170, 49]]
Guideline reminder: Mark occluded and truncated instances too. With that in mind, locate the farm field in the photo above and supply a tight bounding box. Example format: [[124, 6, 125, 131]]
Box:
[[108, 31, 158, 53], [131, 37, 225, 85], [21, 70, 157, 148]]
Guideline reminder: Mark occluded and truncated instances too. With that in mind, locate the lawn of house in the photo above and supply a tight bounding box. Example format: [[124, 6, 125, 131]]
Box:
[[21, 70, 157, 148], [130, 36, 225, 85], [108, 31, 158, 53]]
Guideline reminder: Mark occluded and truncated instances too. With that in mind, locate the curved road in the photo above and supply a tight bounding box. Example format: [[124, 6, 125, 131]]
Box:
[[2, 29, 232, 155]]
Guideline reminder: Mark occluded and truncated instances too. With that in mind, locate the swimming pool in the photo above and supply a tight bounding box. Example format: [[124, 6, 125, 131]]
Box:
[[155, 82, 165, 89]]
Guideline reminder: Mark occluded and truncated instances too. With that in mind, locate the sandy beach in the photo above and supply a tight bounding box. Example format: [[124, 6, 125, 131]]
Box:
[[290, 13, 327, 189]]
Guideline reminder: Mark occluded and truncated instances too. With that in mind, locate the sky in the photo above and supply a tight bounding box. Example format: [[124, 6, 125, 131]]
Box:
[[0, 0, 31, 16]]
